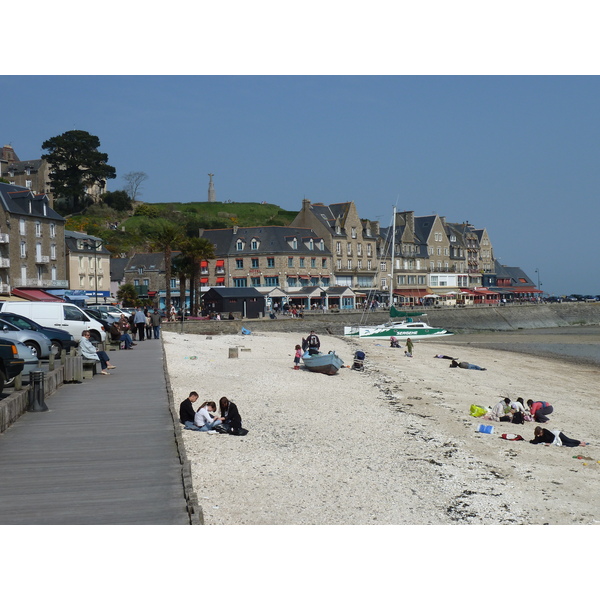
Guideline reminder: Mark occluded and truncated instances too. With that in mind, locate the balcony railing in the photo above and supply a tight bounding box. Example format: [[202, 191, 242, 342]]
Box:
[[12, 278, 69, 287], [0, 233, 9, 243], [0, 258, 9, 268], [35, 255, 50, 264]]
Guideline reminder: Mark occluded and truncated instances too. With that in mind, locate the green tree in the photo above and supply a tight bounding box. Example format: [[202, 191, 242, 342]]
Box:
[[117, 283, 138, 308], [147, 222, 185, 313], [101, 190, 133, 212], [172, 253, 195, 314], [179, 237, 216, 315], [41, 130, 116, 212]]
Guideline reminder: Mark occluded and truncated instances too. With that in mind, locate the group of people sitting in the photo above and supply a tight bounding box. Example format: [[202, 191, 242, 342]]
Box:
[[486, 396, 587, 447], [179, 392, 247, 436]]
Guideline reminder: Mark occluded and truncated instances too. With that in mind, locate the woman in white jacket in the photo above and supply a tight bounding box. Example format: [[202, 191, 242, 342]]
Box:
[[193, 401, 222, 432]]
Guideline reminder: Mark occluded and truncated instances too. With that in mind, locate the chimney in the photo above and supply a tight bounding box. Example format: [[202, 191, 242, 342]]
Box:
[[233, 225, 238, 235], [302, 198, 311, 211]]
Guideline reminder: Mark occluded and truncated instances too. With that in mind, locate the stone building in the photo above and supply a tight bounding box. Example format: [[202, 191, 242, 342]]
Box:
[[290, 199, 380, 295], [64, 230, 112, 302], [0, 182, 67, 299], [200, 225, 331, 292]]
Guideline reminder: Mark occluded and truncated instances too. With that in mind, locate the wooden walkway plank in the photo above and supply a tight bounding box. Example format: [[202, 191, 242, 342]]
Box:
[[0, 338, 192, 525]]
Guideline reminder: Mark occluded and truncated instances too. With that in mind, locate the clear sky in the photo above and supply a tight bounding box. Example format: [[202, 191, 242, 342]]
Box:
[[2, 3, 600, 297], [3, 75, 598, 296]]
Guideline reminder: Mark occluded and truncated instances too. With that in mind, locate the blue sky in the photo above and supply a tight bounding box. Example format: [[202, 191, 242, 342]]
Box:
[[2, 75, 598, 295]]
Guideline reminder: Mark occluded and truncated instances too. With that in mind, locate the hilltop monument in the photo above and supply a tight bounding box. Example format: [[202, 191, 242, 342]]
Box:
[[208, 173, 216, 203]]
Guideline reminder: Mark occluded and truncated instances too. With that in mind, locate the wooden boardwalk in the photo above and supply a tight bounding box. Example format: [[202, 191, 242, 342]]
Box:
[[0, 337, 191, 525]]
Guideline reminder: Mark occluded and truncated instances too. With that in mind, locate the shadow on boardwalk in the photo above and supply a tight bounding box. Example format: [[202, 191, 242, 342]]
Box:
[[0, 337, 200, 525]]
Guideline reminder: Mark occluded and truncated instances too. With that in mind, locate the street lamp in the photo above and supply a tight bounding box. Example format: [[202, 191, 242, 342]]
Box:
[[89, 239, 103, 304]]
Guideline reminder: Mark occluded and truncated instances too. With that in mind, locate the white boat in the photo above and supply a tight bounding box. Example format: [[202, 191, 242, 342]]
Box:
[[343, 318, 452, 339], [301, 350, 345, 375]]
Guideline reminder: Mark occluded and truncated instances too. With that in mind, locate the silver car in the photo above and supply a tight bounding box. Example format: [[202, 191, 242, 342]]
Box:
[[0, 337, 40, 386], [0, 317, 53, 359]]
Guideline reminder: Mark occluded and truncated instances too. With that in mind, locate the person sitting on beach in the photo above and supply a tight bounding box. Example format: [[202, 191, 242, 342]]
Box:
[[78, 330, 116, 375], [217, 396, 244, 435], [450, 360, 487, 371], [490, 398, 513, 422], [390, 336, 400, 348], [527, 399, 553, 423], [530, 426, 587, 447], [179, 391, 201, 430], [193, 401, 222, 432]]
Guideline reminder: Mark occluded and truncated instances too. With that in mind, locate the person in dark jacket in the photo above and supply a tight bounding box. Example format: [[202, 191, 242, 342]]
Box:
[[179, 392, 201, 430], [530, 426, 587, 447], [218, 396, 243, 434]]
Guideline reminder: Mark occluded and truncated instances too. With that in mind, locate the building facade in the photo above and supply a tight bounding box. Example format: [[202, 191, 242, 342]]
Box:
[[0, 182, 67, 298], [64, 230, 112, 301]]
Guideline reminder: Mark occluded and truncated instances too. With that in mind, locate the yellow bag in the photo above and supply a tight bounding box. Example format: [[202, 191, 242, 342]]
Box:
[[470, 404, 488, 417]]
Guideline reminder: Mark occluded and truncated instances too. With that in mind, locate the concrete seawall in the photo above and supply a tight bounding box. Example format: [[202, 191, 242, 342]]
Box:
[[161, 302, 600, 336]]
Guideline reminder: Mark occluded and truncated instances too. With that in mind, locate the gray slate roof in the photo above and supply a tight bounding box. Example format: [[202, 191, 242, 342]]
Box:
[[0, 182, 64, 221]]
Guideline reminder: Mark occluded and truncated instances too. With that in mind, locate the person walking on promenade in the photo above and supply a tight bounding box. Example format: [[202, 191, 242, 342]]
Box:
[[134, 306, 146, 341], [527, 399, 553, 423], [78, 330, 116, 375], [150, 309, 162, 339], [144, 309, 152, 340]]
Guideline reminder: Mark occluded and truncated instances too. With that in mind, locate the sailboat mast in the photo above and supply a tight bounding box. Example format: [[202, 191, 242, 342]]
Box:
[[389, 206, 396, 308]]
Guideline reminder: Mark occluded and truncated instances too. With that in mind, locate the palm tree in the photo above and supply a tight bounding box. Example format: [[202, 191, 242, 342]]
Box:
[[172, 253, 194, 314], [179, 237, 216, 316], [147, 222, 184, 313], [117, 283, 138, 308]]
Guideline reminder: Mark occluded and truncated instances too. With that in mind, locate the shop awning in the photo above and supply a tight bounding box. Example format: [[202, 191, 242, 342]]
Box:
[[216, 277, 225, 284], [11, 288, 62, 302], [216, 260, 225, 267], [201, 260, 209, 268], [394, 288, 430, 298]]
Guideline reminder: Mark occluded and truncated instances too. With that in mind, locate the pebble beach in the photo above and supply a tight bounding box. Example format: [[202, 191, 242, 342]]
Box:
[[163, 328, 600, 526]]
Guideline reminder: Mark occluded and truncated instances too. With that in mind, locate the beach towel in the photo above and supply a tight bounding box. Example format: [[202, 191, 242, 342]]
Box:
[[501, 433, 525, 441]]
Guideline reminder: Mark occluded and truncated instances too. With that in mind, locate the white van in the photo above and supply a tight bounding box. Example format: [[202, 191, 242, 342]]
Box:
[[0, 301, 107, 343]]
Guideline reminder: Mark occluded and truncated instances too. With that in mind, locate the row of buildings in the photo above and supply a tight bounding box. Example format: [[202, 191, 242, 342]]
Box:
[[0, 177, 540, 311]]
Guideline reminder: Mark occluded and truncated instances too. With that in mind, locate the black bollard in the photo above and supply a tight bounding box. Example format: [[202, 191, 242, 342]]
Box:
[[27, 370, 48, 412]]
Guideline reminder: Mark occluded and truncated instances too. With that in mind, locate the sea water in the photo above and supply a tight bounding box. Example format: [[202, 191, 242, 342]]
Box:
[[437, 325, 600, 367]]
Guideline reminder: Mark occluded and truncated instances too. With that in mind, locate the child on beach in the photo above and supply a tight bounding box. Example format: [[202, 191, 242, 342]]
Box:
[[405, 337, 414, 357], [294, 344, 302, 370]]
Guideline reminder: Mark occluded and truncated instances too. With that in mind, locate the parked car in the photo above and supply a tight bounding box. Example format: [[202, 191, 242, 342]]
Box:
[[0, 312, 77, 356], [83, 308, 117, 328], [0, 301, 106, 343], [0, 338, 25, 394], [0, 338, 40, 387], [0, 317, 53, 359], [86, 304, 132, 320]]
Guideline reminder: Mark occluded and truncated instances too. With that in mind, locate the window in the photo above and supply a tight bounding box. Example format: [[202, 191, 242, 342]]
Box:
[[236, 239, 244, 250], [408, 275, 416, 284], [299, 257, 305, 267], [347, 242, 352, 255], [288, 257, 294, 268], [265, 276, 279, 286], [50, 223, 56, 238], [310, 258, 316, 268], [357, 243, 362, 256], [233, 278, 247, 287], [380, 262, 387, 271], [134, 279, 139, 286], [319, 240, 324, 251], [143, 279, 150, 286], [287, 276, 298, 287], [337, 259, 342, 270], [51, 244, 56, 260], [418, 276, 426, 284], [138, 267, 143, 274], [367, 260, 372, 270], [251, 258, 259, 268], [26, 180, 32, 189], [336, 242, 341, 255], [351, 226, 357, 238], [20, 241, 26, 258], [236, 259, 244, 269], [366, 244, 372, 257], [266, 257, 275, 268], [357, 260, 362, 269], [308, 239, 314, 250], [251, 239, 259, 250], [251, 276, 261, 286], [321, 258, 327, 268], [398, 275, 406, 284], [79, 276, 85, 287], [170, 278, 177, 289], [347, 259, 352, 269], [19, 219, 26, 235]]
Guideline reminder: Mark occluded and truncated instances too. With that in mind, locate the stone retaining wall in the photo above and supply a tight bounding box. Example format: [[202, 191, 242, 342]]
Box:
[[161, 302, 600, 337]]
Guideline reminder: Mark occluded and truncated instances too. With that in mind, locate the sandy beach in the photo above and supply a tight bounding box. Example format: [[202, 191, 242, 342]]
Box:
[[163, 329, 600, 525]]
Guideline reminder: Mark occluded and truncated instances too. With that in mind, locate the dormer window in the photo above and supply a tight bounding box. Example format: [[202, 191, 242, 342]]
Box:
[[251, 238, 259, 250], [351, 227, 357, 239], [319, 240, 324, 251], [236, 239, 244, 251], [308, 239, 314, 250], [336, 225, 341, 235], [291, 238, 298, 250]]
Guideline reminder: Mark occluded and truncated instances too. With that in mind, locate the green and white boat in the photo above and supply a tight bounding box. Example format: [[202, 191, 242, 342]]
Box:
[[343, 315, 452, 339]]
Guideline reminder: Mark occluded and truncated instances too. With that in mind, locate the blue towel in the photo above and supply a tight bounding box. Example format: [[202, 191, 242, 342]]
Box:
[[241, 327, 251, 335]]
